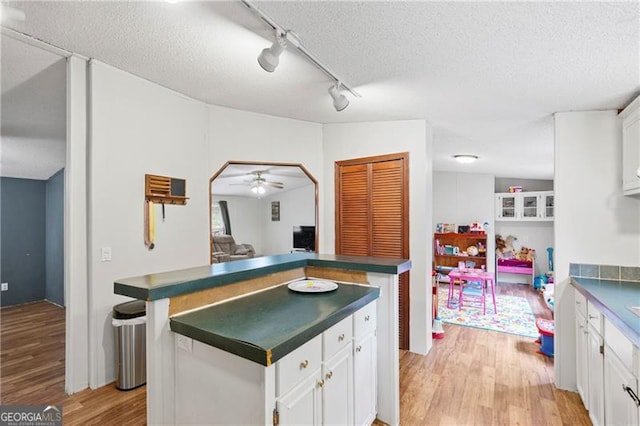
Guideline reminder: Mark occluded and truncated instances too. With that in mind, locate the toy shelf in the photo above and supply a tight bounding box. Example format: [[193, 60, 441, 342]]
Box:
[[433, 232, 488, 283]]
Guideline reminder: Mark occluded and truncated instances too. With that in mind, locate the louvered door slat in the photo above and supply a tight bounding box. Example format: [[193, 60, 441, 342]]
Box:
[[371, 160, 404, 259], [337, 164, 370, 256]]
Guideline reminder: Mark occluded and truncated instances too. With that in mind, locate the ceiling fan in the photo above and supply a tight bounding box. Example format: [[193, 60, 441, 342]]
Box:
[[229, 171, 284, 194]]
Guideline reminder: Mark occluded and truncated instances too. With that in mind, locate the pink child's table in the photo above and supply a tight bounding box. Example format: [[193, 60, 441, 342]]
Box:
[[447, 268, 497, 315]]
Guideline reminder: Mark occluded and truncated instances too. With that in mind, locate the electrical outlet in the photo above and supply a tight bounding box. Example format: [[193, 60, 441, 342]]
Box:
[[1, 282, 8, 291], [101, 247, 112, 262], [176, 335, 193, 353]]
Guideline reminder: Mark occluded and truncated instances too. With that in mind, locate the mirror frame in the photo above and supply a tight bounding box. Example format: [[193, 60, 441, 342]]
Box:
[[209, 160, 319, 263]]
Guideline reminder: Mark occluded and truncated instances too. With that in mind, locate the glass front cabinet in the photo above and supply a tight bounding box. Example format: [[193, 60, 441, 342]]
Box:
[[495, 191, 554, 221]]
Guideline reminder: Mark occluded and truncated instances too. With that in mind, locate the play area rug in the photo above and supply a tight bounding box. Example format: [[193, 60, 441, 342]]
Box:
[[437, 287, 538, 338]]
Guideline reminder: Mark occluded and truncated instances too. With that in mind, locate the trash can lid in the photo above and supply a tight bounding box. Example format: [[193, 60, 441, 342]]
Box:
[[113, 300, 146, 319]]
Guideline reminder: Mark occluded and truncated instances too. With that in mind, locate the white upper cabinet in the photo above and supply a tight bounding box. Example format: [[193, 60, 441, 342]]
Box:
[[495, 191, 554, 221], [621, 95, 640, 196]]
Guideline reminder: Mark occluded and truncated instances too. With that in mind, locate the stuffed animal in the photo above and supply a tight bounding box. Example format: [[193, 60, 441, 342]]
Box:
[[495, 235, 506, 258], [516, 246, 529, 261], [527, 248, 536, 262], [502, 235, 517, 259], [516, 246, 536, 262]]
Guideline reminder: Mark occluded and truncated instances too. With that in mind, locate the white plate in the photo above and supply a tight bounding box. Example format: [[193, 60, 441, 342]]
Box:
[[288, 280, 338, 293]]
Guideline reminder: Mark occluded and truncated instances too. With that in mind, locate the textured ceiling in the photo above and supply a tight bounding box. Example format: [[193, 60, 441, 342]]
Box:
[[211, 163, 314, 197], [2, 1, 639, 179], [1, 33, 66, 179]]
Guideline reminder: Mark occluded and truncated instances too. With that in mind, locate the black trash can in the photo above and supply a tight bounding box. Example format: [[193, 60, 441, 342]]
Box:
[[112, 300, 146, 390]]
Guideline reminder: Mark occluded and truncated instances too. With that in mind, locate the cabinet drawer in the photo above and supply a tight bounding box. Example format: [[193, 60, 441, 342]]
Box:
[[587, 301, 602, 334], [605, 318, 635, 373], [277, 335, 322, 397], [575, 291, 587, 317], [354, 301, 376, 339], [323, 316, 353, 361]]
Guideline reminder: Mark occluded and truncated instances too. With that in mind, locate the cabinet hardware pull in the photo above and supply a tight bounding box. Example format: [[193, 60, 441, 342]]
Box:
[[300, 360, 309, 369], [326, 371, 333, 380], [365, 315, 370, 321], [338, 334, 345, 341], [317, 380, 325, 388], [588, 314, 598, 320], [583, 330, 588, 335], [356, 345, 362, 352], [623, 385, 640, 407], [575, 301, 581, 305]]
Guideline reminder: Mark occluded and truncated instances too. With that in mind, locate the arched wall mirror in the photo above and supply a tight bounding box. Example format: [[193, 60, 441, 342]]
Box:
[[209, 161, 318, 264]]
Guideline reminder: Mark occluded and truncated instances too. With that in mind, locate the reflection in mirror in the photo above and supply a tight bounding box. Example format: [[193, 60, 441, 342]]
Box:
[[209, 161, 318, 263]]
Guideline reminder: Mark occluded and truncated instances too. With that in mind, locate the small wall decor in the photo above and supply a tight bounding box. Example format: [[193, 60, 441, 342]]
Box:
[[271, 201, 280, 221], [145, 174, 188, 205], [144, 174, 188, 249]]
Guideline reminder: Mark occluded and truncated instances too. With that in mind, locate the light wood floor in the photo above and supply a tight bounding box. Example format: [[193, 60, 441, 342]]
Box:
[[398, 282, 589, 425], [2, 285, 589, 425]]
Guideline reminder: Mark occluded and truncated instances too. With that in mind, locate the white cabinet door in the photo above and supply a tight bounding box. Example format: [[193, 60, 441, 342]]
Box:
[[575, 312, 589, 407], [541, 192, 554, 220], [496, 194, 517, 220], [622, 97, 640, 195], [354, 331, 377, 426], [495, 191, 554, 221], [588, 325, 605, 426], [604, 347, 640, 426], [277, 369, 323, 426], [520, 193, 540, 220], [322, 345, 353, 426]]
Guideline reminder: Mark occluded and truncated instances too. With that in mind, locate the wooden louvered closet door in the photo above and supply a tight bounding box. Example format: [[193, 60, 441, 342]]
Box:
[[335, 153, 410, 350]]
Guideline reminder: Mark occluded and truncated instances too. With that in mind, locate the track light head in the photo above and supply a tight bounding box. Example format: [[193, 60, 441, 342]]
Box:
[[258, 32, 286, 73], [328, 84, 349, 112]]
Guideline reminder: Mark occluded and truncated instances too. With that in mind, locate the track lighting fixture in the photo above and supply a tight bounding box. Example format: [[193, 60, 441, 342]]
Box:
[[328, 83, 349, 112], [257, 31, 287, 73], [243, 0, 360, 111]]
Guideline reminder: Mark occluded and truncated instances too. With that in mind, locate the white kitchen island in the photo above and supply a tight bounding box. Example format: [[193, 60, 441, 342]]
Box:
[[114, 253, 411, 425]]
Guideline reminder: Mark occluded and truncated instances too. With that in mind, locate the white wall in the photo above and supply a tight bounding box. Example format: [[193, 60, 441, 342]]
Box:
[[554, 110, 640, 390], [88, 61, 210, 387], [65, 55, 89, 394], [432, 171, 495, 272], [322, 120, 432, 355], [495, 222, 554, 279], [207, 106, 323, 248], [494, 177, 553, 193], [495, 178, 555, 280], [262, 184, 316, 255], [215, 196, 262, 253]]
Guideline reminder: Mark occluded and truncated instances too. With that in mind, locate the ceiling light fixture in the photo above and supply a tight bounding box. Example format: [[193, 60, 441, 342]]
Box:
[[242, 0, 360, 112], [251, 184, 266, 195], [453, 154, 479, 164], [328, 83, 349, 112], [257, 31, 287, 72]]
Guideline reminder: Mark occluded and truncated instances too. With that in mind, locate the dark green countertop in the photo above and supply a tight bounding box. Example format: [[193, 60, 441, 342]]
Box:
[[571, 277, 640, 347], [170, 282, 380, 366], [114, 253, 411, 301]]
